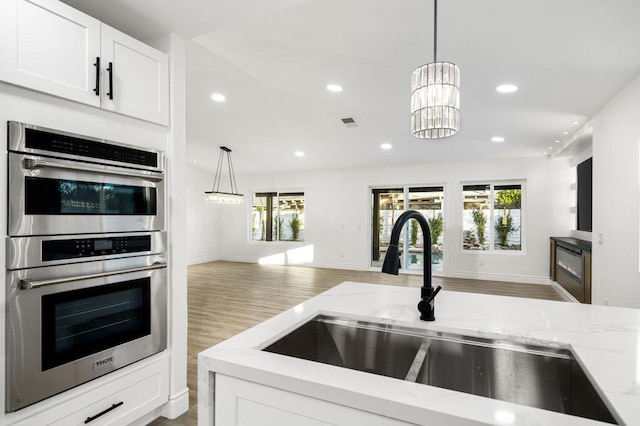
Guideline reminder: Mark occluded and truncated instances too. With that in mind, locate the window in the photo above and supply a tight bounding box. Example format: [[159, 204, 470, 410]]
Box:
[[371, 186, 444, 273], [251, 192, 305, 242], [462, 183, 522, 251]]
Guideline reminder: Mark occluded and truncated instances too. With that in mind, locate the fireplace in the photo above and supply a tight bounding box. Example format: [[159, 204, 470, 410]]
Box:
[[550, 237, 592, 303]]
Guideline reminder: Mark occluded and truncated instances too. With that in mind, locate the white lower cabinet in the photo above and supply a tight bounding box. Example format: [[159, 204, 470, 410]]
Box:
[[215, 375, 416, 426], [9, 355, 169, 426]]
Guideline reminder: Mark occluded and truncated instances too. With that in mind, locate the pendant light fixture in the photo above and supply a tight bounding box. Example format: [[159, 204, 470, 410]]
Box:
[[410, 0, 460, 139], [204, 146, 243, 204]]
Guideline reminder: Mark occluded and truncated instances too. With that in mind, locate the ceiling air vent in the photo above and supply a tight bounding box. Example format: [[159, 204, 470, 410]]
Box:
[[341, 117, 358, 128]]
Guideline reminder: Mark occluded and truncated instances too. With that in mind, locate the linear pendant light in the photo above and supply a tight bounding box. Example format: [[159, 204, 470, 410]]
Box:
[[410, 0, 460, 139], [204, 146, 243, 204]]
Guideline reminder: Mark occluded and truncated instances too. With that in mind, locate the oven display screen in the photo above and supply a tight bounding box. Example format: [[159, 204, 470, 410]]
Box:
[[94, 239, 113, 251]]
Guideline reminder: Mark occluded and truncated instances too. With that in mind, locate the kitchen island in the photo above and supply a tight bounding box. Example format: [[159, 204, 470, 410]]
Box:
[[198, 282, 640, 425]]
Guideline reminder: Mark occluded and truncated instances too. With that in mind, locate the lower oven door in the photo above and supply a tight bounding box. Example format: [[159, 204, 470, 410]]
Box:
[[5, 255, 167, 412]]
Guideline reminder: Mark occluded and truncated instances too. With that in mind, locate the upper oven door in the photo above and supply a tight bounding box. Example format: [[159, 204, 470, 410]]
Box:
[[8, 152, 165, 236]]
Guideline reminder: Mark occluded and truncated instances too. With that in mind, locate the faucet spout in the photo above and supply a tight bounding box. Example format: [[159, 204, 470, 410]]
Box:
[[381, 210, 442, 321]]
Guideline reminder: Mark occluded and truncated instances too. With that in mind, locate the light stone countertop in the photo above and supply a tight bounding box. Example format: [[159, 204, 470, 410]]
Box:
[[198, 282, 640, 425]]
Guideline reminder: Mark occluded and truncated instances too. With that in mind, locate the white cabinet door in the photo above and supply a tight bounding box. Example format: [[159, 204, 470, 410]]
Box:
[[0, 0, 101, 107], [100, 24, 169, 125], [215, 375, 416, 426]]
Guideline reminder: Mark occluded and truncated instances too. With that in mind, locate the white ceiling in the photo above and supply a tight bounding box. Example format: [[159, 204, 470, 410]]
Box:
[[61, 0, 640, 175]]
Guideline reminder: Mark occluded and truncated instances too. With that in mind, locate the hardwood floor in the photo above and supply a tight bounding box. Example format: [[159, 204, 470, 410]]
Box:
[[149, 261, 564, 425]]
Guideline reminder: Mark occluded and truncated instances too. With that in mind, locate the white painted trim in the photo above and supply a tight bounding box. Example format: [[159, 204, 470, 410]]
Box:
[[305, 261, 365, 271], [215, 255, 260, 264], [549, 281, 580, 303], [447, 270, 551, 285], [188, 254, 220, 266], [196, 259, 555, 287], [129, 385, 188, 425], [215, 255, 364, 271], [161, 387, 190, 419]]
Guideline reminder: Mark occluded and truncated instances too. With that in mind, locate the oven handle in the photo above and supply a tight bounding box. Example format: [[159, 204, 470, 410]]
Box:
[[23, 158, 164, 182], [20, 261, 167, 290]]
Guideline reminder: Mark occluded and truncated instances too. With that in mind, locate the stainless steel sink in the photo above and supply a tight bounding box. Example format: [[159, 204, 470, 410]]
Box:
[[263, 315, 618, 424]]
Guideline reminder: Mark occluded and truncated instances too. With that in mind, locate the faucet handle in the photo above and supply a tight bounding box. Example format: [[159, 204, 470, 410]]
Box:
[[418, 285, 442, 321]]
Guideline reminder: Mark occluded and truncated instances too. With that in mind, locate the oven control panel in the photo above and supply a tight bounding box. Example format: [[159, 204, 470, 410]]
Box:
[[24, 127, 159, 168], [42, 235, 152, 261]]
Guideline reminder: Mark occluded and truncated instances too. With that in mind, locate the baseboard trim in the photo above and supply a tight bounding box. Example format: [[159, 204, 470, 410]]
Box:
[[161, 387, 190, 419], [447, 270, 551, 285], [188, 255, 220, 266], [215, 255, 364, 271], [195, 259, 556, 287]]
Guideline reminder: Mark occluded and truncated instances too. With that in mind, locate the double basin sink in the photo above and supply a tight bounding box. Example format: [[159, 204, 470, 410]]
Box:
[[264, 315, 618, 424]]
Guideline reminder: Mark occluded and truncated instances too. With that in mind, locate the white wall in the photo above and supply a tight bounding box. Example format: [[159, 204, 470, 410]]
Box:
[[591, 73, 640, 308], [188, 156, 572, 284], [187, 164, 221, 264]]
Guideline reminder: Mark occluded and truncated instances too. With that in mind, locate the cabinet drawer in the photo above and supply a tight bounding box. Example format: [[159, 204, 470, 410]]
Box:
[[49, 370, 166, 426]]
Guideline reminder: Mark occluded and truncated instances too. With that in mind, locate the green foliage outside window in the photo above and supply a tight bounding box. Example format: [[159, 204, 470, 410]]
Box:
[[410, 220, 419, 246], [427, 214, 443, 245], [472, 208, 486, 245], [289, 213, 302, 241], [494, 189, 521, 249]]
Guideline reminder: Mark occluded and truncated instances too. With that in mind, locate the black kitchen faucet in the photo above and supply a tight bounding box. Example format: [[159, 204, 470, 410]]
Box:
[[381, 210, 442, 321]]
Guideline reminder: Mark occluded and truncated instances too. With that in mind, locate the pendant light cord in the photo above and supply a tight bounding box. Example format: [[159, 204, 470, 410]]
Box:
[[226, 150, 239, 194], [212, 146, 239, 194], [212, 149, 224, 192], [433, 0, 438, 63]]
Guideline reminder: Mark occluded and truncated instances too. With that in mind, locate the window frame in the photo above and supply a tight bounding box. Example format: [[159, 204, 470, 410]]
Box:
[[461, 180, 526, 254], [369, 184, 446, 274], [249, 190, 305, 243]]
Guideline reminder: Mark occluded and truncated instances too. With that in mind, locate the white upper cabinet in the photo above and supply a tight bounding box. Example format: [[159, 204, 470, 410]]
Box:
[[100, 24, 169, 125], [0, 0, 101, 107], [0, 0, 169, 125]]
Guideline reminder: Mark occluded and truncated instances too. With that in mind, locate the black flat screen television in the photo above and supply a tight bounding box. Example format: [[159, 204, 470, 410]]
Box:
[[576, 157, 592, 232]]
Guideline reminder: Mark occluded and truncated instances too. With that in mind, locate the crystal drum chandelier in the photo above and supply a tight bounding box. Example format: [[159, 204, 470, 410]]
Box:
[[204, 146, 243, 204], [410, 0, 460, 139]]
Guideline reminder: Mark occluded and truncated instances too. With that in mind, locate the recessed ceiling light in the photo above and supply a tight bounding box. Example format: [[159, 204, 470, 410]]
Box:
[[381, 143, 392, 150], [192, 160, 197, 164], [491, 136, 505, 143], [547, 146, 553, 150], [496, 84, 518, 93], [554, 139, 561, 143], [570, 121, 580, 125], [294, 151, 305, 157], [211, 93, 226, 102], [562, 131, 569, 135], [326, 84, 343, 92]]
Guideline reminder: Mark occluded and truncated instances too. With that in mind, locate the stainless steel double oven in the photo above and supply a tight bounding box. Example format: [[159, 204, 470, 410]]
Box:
[[5, 122, 168, 412]]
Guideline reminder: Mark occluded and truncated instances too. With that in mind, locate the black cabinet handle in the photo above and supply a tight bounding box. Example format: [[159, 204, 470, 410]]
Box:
[[84, 401, 123, 424], [107, 62, 114, 100], [93, 57, 100, 96]]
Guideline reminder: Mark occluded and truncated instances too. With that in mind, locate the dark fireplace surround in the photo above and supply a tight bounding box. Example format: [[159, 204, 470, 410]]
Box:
[[550, 237, 592, 303]]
